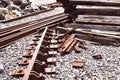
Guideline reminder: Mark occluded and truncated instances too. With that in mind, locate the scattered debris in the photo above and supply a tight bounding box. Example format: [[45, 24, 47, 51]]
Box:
[[74, 42, 81, 53], [58, 34, 76, 53], [92, 54, 103, 59], [73, 60, 85, 68], [57, 27, 120, 46]]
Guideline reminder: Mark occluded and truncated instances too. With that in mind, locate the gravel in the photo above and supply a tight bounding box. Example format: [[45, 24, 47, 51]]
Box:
[[0, 7, 120, 79], [0, 30, 120, 80], [0, 34, 34, 80], [54, 41, 120, 80]]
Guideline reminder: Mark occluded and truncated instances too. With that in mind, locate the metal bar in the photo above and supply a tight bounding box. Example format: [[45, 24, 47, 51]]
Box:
[[0, 14, 69, 48], [69, 0, 120, 6], [22, 27, 48, 80], [56, 27, 120, 45], [0, 13, 67, 36], [0, 9, 53, 23]]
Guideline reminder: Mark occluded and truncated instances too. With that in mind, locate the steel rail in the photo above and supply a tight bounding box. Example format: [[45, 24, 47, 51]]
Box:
[[0, 9, 60, 34], [0, 14, 69, 48], [0, 9, 53, 23], [22, 26, 48, 80], [0, 13, 67, 38]]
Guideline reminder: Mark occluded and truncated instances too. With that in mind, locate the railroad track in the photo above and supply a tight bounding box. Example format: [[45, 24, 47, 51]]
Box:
[[8, 27, 56, 80], [0, 13, 70, 48], [0, 0, 120, 80], [10, 26, 87, 80], [11, 27, 58, 80]]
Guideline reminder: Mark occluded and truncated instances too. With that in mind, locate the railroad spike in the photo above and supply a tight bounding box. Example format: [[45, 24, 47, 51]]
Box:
[[73, 60, 85, 68]]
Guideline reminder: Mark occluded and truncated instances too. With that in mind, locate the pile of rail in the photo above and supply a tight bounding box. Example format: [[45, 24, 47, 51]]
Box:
[[57, 0, 120, 45], [0, 11, 70, 48]]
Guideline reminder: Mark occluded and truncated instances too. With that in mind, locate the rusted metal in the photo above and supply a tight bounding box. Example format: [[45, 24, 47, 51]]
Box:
[[37, 52, 49, 62], [74, 45, 81, 53], [56, 27, 120, 45], [66, 39, 77, 53], [47, 2, 63, 8], [63, 27, 78, 38], [75, 38, 86, 45], [0, 13, 69, 48], [58, 34, 75, 53], [92, 54, 103, 59], [73, 60, 85, 68], [12, 69, 26, 76], [0, 9, 53, 23], [18, 59, 30, 65], [23, 52, 33, 57], [11, 27, 61, 79], [29, 72, 45, 80], [0, 13, 67, 37], [78, 43, 88, 50], [21, 27, 50, 80]]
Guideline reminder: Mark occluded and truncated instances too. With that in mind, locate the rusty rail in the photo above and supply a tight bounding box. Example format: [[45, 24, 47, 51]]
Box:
[[0, 13, 68, 37], [12, 27, 62, 80], [0, 13, 70, 48], [0, 9, 53, 23], [22, 27, 48, 80]]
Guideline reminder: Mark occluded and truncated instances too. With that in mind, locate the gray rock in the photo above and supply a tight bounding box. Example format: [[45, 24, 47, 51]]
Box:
[[0, 61, 4, 73]]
